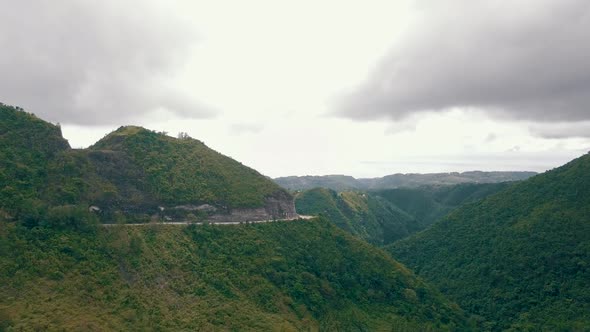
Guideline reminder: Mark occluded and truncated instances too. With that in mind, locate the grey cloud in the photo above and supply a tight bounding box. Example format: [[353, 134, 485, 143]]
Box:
[[336, 0, 590, 123], [529, 122, 590, 138], [359, 148, 582, 172], [0, 0, 214, 125]]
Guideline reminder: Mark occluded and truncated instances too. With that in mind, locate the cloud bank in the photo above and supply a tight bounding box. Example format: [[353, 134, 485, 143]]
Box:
[[529, 122, 590, 139], [337, 0, 590, 123], [0, 0, 214, 125]]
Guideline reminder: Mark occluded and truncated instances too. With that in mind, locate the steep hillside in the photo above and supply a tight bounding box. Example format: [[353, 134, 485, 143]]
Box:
[[295, 183, 510, 245], [90, 126, 287, 210], [295, 188, 417, 245], [389, 154, 590, 330], [275, 171, 535, 191], [373, 182, 513, 232], [0, 218, 468, 331], [0, 105, 295, 223], [42, 148, 160, 219], [0, 104, 70, 213]]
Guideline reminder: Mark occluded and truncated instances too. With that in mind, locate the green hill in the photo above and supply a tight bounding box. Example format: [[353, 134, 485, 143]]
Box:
[[0, 103, 70, 213], [0, 218, 468, 330], [389, 154, 590, 330], [0, 103, 470, 329], [295, 183, 510, 245], [89, 126, 283, 209], [1, 105, 294, 223]]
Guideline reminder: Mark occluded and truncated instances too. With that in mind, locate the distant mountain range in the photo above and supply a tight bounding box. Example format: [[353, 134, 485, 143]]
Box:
[[274, 171, 537, 192]]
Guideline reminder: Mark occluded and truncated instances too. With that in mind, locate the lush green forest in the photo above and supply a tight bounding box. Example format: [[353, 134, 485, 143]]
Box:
[[0, 217, 468, 331], [0, 104, 470, 330], [4, 103, 589, 330], [294, 183, 511, 245], [295, 188, 417, 245], [1, 104, 290, 224], [90, 126, 283, 208], [389, 154, 590, 330], [0, 104, 70, 214], [373, 182, 514, 233]]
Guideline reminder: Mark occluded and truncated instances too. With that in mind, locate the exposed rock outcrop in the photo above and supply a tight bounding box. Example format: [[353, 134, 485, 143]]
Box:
[[208, 190, 297, 222], [174, 204, 217, 213]]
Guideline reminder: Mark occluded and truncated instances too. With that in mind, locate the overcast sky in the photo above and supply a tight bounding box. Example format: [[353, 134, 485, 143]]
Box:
[[2, 0, 589, 177]]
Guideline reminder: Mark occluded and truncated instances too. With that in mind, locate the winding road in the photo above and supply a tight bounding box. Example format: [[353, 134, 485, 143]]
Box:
[[102, 215, 315, 227]]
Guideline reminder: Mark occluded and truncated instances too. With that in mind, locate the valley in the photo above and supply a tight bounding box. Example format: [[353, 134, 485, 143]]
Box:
[[2, 2, 589, 330], [1, 104, 589, 331]]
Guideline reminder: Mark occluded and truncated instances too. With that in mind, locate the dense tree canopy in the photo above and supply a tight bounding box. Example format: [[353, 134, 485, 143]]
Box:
[[295, 183, 511, 245], [1, 105, 289, 224], [0, 218, 468, 330], [389, 154, 590, 330]]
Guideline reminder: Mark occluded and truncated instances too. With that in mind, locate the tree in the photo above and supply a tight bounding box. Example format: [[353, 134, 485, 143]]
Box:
[[177, 132, 191, 140]]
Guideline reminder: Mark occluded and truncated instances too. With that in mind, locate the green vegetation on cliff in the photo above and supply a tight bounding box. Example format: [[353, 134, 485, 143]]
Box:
[[0, 103, 69, 212], [374, 182, 513, 232], [389, 154, 590, 330], [295, 183, 510, 245], [0, 218, 468, 331], [1, 105, 289, 223], [295, 188, 415, 245], [90, 126, 283, 208]]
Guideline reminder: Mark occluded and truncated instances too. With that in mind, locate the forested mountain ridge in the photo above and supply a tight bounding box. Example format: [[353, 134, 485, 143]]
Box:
[[0, 104, 70, 213], [294, 182, 512, 245], [275, 171, 536, 191], [0, 103, 470, 330], [0, 217, 470, 330], [389, 153, 590, 330], [90, 125, 285, 209], [0, 104, 295, 223]]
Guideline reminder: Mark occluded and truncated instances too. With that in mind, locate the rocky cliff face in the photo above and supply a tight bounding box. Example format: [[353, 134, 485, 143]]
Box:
[[208, 190, 298, 222]]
